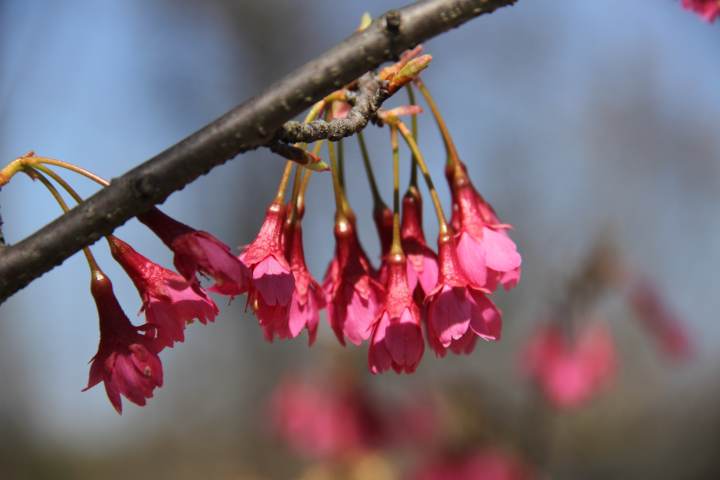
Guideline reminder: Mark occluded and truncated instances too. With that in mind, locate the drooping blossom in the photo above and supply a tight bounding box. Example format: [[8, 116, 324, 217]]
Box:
[[239, 201, 295, 328], [425, 234, 502, 357], [270, 377, 386, 460], [83, 270, 163, 414], [257, 219, 324, 344], [109, 236, 219, 350], [324, 217, 384, 345], [369, 257, 425, 374], [682, 0, 720, 22], [400, 186, 438, 298], [522, 321, 616, 409], [410, 449, 534, 480], [137, 207, 247, 296], [446, 163, 521, 291], [628, 277, 692, 361]]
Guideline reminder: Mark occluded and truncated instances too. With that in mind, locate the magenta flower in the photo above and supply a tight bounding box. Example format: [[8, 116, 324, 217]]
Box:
[[369, 259, 425, 374], [374, 204, 394, 283], [446, 163, 521, 291], [628, 277, 692, 361], [256, 221, 324, 344], [401, 187, 438, 298], [83, 271, 163, 414], [109, 236, 219, 351], [323, 218, 384, 345], [425, 235, 502, 356], [682, 0, 720, 22], [522, 322, 616, 409], [239, 201, 295, 313], [138, 207, 248, 296]]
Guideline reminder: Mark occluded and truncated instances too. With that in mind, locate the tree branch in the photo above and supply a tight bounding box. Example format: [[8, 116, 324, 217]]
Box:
[[0, 0, 517, 305]]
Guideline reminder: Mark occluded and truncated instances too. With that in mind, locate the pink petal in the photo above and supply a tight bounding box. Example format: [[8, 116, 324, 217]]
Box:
[[482, 227, 521, 272], [456, 232, 487, 287]]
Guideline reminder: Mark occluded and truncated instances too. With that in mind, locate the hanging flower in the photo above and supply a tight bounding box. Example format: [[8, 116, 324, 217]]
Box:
[[137, 207, 248, 296], [446, 163, 521, 291], [239, 201, 295, 310], [83, 271, 163, 414], [108, 236, 219, 350], [425, 235, 502, 356], [410, 448, 534, 480], [369, 257, 425, 374], [401, 186, 438, 298], [324, 217, 384, 345]]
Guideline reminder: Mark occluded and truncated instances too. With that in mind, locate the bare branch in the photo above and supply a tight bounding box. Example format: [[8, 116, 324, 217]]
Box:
[[0, 0, 517, 305]]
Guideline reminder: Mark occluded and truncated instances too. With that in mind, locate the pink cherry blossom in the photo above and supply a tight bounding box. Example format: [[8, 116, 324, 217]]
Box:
[[682, 0, 720, 22], [369, 259, 425, 374], [109, 236, 219, 350], [523, 322, 616, 409], [255, 220, 324, 344], [446, 163, 521, 291], [401, 187, 439, 298], [83, 271, 163, 414], [138, 207, 247, 296], [425, 235, 502, 357], [324, 218, 384, 345]]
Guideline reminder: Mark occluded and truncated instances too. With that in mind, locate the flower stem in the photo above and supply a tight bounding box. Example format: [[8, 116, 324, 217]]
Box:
[[32, 156, 110, 187], [392, 119, 449, 236], [405, 84, 419, 188], [337, 138, 345, 189], [357, 130, 386, 209], [24, 167, 100, 274], [390, 126, 403, 258], [415, 78, 460, 168], [327, 141, 352, 221], [274, 161, 295, 203]]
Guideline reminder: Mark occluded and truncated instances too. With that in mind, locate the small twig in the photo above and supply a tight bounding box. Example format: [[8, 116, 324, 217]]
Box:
[[276, 74, 389, 144]]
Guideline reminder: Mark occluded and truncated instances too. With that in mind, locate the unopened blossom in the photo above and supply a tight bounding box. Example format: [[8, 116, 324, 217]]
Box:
[[446, 163, 521, 291], [83, 271, 163, 414], [109, 236, 219, 350], [425, 235, 502, 356], [239, 202, 295, 313], [411, 449, 534, 480], [374, 204, 395, 282], [628, 278, 692, 361], [400, 187, 438, 297], [324, 217, 384, 345], [682, 0, 720, 22], [137, 207, 247, 296], [257, 220, 324, 344], [523, 322, 616, 409], [369, 258, 425, 374]]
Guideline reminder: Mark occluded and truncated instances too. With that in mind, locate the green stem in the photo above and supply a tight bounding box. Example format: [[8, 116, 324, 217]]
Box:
[[327, 141, 351, 221], [390, 126, 403, 257], [405, 84, 419, 187], [415, 79, 461, 168]]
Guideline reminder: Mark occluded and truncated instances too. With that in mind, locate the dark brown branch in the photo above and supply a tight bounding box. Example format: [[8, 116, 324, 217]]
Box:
[[0, 0, 517, 305]]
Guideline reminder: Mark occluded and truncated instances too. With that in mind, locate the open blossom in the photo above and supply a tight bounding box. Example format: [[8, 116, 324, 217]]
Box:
[[324, 217, 384, 345], [411, 449, 534, 480], [369, 258, 425, 374], [426, 235, 502, 356], [522, 321, 616, 409], [109, 236, 219, 351], [257, 220, 324, 344], [628, 277, 692, 361], [83, 271, 163, 414], [401, 187, 438, 298], [138, 207, 247, 296], [682, 0, 720, 22], [239, 202, 295, 318], [447, 163, 521, 291]]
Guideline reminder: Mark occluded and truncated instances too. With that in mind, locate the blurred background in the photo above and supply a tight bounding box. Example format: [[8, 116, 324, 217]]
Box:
[[1, 0, 719, 478]]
